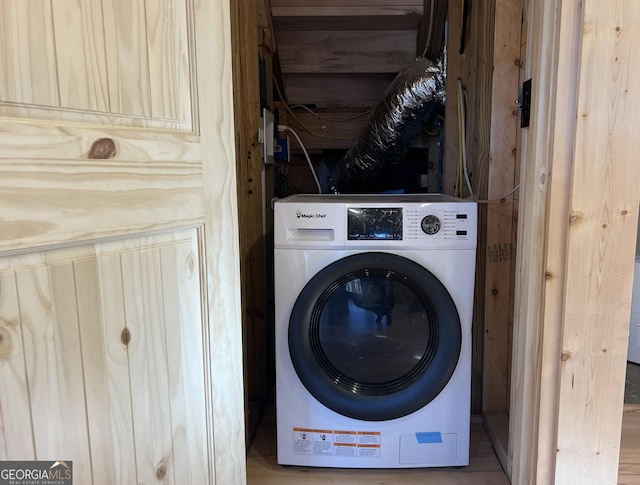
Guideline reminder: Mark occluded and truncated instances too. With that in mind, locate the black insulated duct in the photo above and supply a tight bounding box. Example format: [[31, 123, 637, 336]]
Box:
[[329, 56, 446, 194]]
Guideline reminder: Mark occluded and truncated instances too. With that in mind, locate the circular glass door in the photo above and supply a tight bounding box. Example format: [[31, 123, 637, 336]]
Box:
[[288, 252, 462, 421]]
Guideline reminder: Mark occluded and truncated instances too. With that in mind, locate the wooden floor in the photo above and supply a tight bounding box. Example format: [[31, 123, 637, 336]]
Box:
[[246, 402, 510, 485], [247, 403, 640, 484]]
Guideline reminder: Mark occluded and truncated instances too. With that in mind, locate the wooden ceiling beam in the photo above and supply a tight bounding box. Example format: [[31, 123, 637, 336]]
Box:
[[276, 30, 417, 74], [279, 73, 395, 108], [271, 0, 424, 30], [272, 10, 422, 31]]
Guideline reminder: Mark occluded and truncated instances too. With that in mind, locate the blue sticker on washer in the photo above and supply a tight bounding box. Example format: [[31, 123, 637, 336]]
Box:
[[416, 432, 442, 443]]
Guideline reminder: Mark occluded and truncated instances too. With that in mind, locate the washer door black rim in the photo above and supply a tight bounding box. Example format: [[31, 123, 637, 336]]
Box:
[[288, 251, 462, 421]]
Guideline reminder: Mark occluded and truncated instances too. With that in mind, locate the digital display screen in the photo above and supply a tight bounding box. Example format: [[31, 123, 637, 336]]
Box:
[[347, 207, 403, 240]]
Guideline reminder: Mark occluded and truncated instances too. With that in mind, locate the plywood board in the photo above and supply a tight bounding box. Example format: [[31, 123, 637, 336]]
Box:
[[277, 108, 369, 150], [482, 0, 523, 414]]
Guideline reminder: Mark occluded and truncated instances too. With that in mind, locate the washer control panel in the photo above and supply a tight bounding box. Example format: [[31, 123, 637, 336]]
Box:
[[274, 194, 477, 250], [404, 206, 473, 241]]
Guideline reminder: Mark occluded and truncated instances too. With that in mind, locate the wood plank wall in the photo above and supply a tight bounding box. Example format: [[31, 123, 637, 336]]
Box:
[[510, 0, 640, 483], [443, 1, 489, 413], [230, 0, 274, 446], [482, 0, 522, 417], [445, 0, 523, 418]]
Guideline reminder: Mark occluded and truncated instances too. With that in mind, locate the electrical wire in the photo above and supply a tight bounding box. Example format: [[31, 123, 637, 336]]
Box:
[[474, 185, 521, 203], [457, 78, 474, 198], [272, 75, 357, 141], [290, 104, 371, 122], [278, 124, 322, 194], [421, 0, 436, 58], [456, 78, 519, 203]]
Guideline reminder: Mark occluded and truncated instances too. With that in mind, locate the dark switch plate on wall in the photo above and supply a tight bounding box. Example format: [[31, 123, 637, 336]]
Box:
[[520, 78, 532, 128]]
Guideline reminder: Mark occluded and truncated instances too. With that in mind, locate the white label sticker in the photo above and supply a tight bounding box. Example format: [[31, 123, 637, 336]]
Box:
[[357, 431, 381, 457], [293, 428, 333, 455], [292, 428, 381, 457]]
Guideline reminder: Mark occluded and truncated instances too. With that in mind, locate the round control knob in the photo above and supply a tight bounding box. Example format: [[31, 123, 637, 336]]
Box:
[[421, 215, 441, 235]]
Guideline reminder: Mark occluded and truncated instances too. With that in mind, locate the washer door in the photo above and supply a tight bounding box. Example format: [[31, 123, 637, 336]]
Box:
[[288, 251, 462, 421]]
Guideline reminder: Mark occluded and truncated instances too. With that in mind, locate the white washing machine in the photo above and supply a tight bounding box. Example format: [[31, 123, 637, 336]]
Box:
[[274, 194, 477, 468]]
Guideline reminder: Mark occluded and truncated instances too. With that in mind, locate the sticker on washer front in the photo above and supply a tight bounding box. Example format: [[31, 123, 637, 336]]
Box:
[[293, 428, 333, 455], [357, 431, 381, 457], [293, 428, 381, 457], [334, 430, 357, 457]]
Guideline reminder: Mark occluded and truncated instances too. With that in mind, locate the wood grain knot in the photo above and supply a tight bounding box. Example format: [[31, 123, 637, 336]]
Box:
[[569, 212, 583, 225], [0, 327, 11, 359], [121, 328, 131, 346], [155, 463, 167, 480], [560, 351, 572, 361], [187, 253, 197, 275], [88, 138, 117, 159]]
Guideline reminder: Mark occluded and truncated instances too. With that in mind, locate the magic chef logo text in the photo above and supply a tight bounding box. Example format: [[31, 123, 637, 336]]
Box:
[[296, 211, 327, 219], [0, 461, 73, 485]]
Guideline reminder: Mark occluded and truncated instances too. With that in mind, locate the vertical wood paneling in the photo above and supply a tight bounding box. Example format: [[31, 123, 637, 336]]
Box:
[[102, 0, 151, 117], [75, 255, 136, 485], [145, 0, 177, 118], [160, 241, 209, 484], [0, 232, 209, 483], [102, 0, 191, 123], [50, 0, 109, 111], [1, 0, 192, 129], [94, 252, 139, 484], [0, 1, 58, 106], [120, 247, 174, 484], [0, 271, 34, 460], [145, 0, 188, 120], [16, 263, 92, 481], [47, 262, 94, 482]]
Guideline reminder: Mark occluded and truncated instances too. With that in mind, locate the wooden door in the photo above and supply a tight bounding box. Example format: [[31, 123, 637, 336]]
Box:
[[0, 1, 245, 484]]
